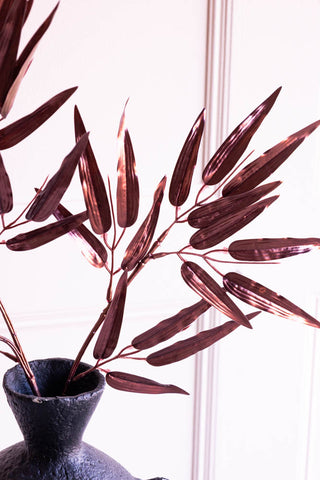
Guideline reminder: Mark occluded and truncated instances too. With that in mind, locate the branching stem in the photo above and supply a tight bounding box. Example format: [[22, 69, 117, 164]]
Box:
[[63, 303, 111, 394], [67, 148, 257, 385]]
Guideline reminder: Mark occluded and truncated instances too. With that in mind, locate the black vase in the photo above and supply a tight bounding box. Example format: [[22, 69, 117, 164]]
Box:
[[0, 358, 167, 480]]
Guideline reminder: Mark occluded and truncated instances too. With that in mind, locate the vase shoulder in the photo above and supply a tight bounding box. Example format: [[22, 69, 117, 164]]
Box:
[[1, 359, 167, 480], [0, 441, 141, 480]]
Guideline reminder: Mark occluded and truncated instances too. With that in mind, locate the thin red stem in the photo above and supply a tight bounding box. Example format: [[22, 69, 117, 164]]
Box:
[[5, 219, 31, 230], [68, 149, 256, 385], [204, 257, 223, 277], [3, 177, 48, 233], [63, 303, 110, 393], [115, 228, 126, 249], [71, 347, 141, 383], [0, 304, 40, 397]]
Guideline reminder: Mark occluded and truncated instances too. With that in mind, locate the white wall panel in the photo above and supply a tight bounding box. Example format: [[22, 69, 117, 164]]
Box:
[[1, 1, 320, 480], [203, 1, 320, 480], [0, 1, 208, 479]]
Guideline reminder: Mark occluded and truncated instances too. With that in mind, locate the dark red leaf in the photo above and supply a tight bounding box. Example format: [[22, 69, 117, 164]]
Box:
[[0, 1, 11, 31], [202, 87, 281, 185], [188, 181, 281, 228], [53, 203, 108, 268], [15, 3, 58, 76], [0, 87, 77, 149], [26, 133, 89, 222], [6, 211, 88, 251], [0, 349, 18, 362], [147, 320, 240, 366], [181, 261, 251, 328], [116, 101, 139, 227], [190, 196, 278, 250], [1, 3, 59, 118], [93, 271, 128, 359], [0, 154, 12, 213], [169, 109, 205, 206], [106, 371, 188, 395], [22, 0, 33, 25], [0, 0, 25, 113], [222, 120, 320, 196], [74, 106, 111, 234], [121, 176, 166, 271], [132, 299, 210, 350], [223, 272, 320, 328], [228, 237, 320, 261]]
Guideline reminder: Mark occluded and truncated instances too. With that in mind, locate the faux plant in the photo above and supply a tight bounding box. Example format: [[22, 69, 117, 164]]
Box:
[[1, 0, 320, 398]]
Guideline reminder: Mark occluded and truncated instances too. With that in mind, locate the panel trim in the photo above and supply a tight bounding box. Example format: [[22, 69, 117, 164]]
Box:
[[191, 0, 234, 479]]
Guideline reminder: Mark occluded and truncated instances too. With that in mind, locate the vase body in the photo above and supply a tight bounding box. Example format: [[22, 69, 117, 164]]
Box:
[[0, 358, 166, 480]]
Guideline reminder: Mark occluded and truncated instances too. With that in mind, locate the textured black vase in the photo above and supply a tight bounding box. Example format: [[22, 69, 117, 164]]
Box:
[[0, 358, 167, 480]]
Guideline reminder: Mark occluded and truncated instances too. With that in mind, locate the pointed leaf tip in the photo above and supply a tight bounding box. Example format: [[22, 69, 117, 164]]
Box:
[[1, 1, 60, 117], [169, 108, 205, 206], [202, 87, 281, 185], [0, 87, 78, 149], [223, 119, 320, 196], [223, 272, 320, 329], [188, 181, 281, 229], [6, 211, 88, 251], [228, 237, 320, 261], [181, 261, 252, 328], [74, 106, 112, 234], [116, 100, 139, 228], [147, 320, 240, 366], [106, 371, 188, 395], [132, 299, 211, 350], [26, 133, 89, 222], [190, 195, 278, 250]]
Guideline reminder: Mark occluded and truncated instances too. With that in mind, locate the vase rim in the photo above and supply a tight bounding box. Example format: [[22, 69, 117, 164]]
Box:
[[3, 357, 105, 401]]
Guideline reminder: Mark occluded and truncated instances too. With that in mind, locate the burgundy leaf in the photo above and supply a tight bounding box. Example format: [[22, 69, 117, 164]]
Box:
[[22, 0, 33, 25], [121, 176, 166, 271], [53, 203, 108, 268], [0, 349, 18, 362], [0, 0, 25, 112], [116, 101, 139, 227], [26, 133, 89, 222], [106, 371, 188, 395], [6, 211, 88, 251], [74, 106, 111, 234], [0, 1, 11, 31], [132, 299, 210, 350], [93, 271, 128, 359], [223, 272, 320, 328], [188, 181, 281, 228], [169, 109, 205, 206], [0, 87, 77, 149], [0, 154, 13, 213], [229, 237, 320, 261], [202, 87, 281, 185], [222, 120, 320, 196], [190, 195, 278, 250], [1, 3, 59, 118], [147, 320, 240, 366], [181, 261, 251, 328]]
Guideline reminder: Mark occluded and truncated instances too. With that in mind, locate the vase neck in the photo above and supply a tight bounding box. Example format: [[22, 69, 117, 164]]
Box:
[[20, 396, 97, 455], [3, 359, 105, 457]]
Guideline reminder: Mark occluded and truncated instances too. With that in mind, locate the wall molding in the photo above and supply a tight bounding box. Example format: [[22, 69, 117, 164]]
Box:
[[191, 0, 234, 479], [0, 303, 180, 331]]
